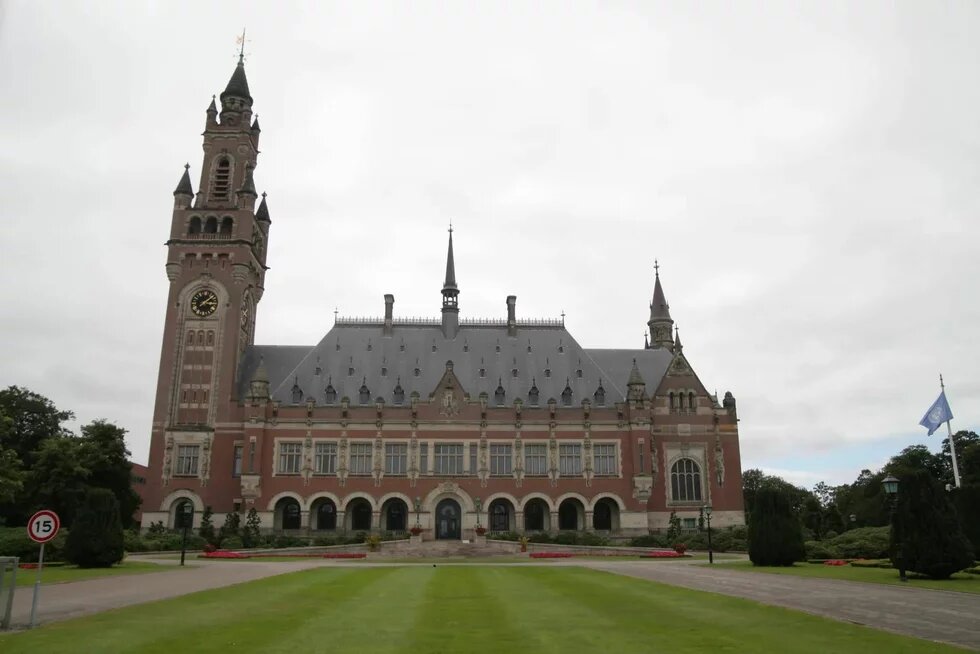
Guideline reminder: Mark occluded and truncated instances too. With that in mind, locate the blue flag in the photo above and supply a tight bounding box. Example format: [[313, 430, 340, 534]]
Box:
[[919, 391, 953, 436]]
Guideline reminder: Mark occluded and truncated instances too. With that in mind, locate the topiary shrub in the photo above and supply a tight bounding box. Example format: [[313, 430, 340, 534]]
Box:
[[890, 470, 974, 579], [66, 488, 125, 568], [242, 508, 261, 548], [748, 486, 805, 566]]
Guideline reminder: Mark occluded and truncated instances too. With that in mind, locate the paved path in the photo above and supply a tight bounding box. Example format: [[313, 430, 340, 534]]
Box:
[[579, 560, 980, 651], [5, 558, 325, 629]]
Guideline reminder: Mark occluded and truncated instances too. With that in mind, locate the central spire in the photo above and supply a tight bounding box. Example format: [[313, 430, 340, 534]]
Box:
[[441, 224, 460, 339], [647, 259, 675, 350]]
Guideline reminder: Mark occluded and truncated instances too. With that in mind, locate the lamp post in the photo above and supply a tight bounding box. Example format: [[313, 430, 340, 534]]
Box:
[[881, 475, 905, 582], [179, 502, 194, 567], [704, 504, 714, 564]]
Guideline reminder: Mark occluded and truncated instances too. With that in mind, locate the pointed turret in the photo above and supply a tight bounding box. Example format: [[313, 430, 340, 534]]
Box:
[[221, 55, 253, 106], [674, 326, 683, 354], [255, 192, 271, 224], [248, 357, 270, 401], [647, 260, 675, 350], [251, 116, 261, 132], [173, 163, 194, 197], [441, 226, 460, 338]]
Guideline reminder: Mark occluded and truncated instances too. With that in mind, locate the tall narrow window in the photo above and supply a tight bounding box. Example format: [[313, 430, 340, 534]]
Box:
[[314, 442, 337, 475], [593, 444, 616, 476], [434, 444, 464, 475], [220, 217, 233, 235], [419, 443, 428, 475], [232, 444, 243, 477], [559, 444, 582, 476], [211, 157, 232, 202], [188, 217, 202, 235], [469, 443, 477, 473]]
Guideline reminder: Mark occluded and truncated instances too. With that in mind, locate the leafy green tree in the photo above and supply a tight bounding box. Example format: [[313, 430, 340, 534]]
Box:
[[890, 470, 974, 579], [242, 507, 261, 548], [66, 488, 125, 568], [748, 486, 805, 566], [26, 436, 90, 526], [0, 447, 24, 507], [0, 386, 74, 467], [220, 511, 241, 540], [79, 420, 141, 527]]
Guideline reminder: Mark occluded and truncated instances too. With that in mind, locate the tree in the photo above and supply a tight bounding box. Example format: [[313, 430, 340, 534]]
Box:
[[0, 386, 74, 467], [890, 470, 974, 579], [748, 486, 805, 566], [66, 488, 125, 568], [26, 436, 90, 526], [0, 447, 24, 507], [199, 506, 215, 544], [79, 420, 141, 527], [220, 511, 241, 540], [666, 510, 681, 542], [242, 507, 261, 548]]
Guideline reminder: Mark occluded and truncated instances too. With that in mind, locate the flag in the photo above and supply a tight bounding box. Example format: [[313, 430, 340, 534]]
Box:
[[919, 390, 953, 436]]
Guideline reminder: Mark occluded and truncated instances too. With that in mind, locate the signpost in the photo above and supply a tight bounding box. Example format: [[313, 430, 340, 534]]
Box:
[[26, 509, 60, 629]]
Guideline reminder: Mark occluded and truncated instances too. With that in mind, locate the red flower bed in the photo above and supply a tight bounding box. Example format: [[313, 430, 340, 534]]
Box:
[[529, 552, 577, 558], [823, 559, 848, 566], [199, 550, 250, 559], [639, 550, 686, 558], [321, 553, 366, 559]]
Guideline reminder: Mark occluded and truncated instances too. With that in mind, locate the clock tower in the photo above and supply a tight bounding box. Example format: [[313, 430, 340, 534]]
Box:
[[148, 55, 270, 490]]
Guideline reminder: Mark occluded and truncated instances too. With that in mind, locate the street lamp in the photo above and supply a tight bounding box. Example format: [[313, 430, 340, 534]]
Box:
[[704, 504, 714, 564], [881, 475, 906, 582], [179, 502, 194, 567]]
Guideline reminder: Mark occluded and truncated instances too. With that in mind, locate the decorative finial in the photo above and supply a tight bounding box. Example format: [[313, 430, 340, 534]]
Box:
[[333, 306, 338, 321], [940, 374, 945, 390], [184, 162, 190, 171], [654, 259, 660, 276], [448, 219, 453, 234], [261, 191, 267, 199], [236, 28, 248, 61], [561, 309, 566, 321]]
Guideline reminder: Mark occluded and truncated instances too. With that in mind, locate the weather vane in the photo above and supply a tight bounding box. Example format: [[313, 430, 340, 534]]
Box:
[[235, 28, 250, 60]]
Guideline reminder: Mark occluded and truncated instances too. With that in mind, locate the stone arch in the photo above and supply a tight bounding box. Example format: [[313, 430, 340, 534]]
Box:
[[518, 492, 556, 512], [265, 491, 305, 512], [340, 491, 378, 512], [591, 496, 622, 531], [422, 484, 475, 513], [380, 496, 410, 532], [161, 490, 204, 529], [304, 491, 342, 512], [554, 491, 590, 509], [556, 495, 587, 531], [308, 493, 340, 531], [484, 492, 519, 533], [588, 492, 627, 512], [273, 495, 302, 531]]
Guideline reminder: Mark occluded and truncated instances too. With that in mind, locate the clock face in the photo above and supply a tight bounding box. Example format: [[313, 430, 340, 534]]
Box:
[[190, 290, 218, 317]]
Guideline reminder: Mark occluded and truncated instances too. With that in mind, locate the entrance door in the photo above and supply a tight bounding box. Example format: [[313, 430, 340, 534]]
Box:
[[435, 499, 461, 540]]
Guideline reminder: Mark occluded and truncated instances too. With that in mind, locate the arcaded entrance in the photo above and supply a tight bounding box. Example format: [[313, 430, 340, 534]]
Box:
[[435, 498, 461, 540]]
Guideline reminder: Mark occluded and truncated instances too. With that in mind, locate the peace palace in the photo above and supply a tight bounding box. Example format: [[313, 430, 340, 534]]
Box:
[[140, 55, 746, 539]]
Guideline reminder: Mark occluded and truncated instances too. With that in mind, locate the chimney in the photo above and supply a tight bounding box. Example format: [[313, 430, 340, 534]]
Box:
[[506, 295, 517, 337], [384, 294, 394, 336]]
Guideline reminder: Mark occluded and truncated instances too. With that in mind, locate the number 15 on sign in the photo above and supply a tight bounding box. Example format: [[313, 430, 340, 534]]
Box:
[[26, 509, 60, 628]]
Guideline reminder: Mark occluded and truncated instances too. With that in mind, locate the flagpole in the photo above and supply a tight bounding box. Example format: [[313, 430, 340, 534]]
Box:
[[941, 374, 962, 488]]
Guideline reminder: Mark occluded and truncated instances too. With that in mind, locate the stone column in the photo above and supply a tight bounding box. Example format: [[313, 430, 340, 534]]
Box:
[[584, 510, 594, 532], [549, 511, 559, 534], [372, 510, 382, 532], [514, 511, 524, 533], [336, 510, 346, 533]]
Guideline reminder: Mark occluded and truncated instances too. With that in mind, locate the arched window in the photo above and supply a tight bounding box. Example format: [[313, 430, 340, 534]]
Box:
[[186, 330, 195, 345], [524, 499, 547, 531], [204, 216, 218, 234], [315, 500, 336, 530], [211, 157, 232, 202], [206, 331, 214, 346], [276, 497, 301, 530], [689, 392, 696, 411], [670, 459, 702, 502], [494, 381, 505, 406], [188, 217, 202, 235], [220, 217, 233, 235], [669, 392, 676, 410], [291, 381, 303, 404], [359, 380, 370, 404]]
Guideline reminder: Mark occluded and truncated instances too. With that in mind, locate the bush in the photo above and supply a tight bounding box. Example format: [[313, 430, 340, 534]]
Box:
[[804, 540, 840, 560], [850, 559, 893, 568], [242, 508, 261, 548], [629, 534, 669, 548], [490, 531, 522, 542], [273, 535, 306, 548], [830, 527, 890, 559], [0, 527, 70, 562], [891, 470, 975, 579], [66, 488, 125, 568], [147, 521, 167, 536], [748, 486, 805, 566], [221, 535, 244, 550]]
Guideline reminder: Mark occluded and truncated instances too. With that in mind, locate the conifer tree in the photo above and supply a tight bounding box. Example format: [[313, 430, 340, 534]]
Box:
[[66, 488, 124, 568], [890, 470, 974, 579], [748, 486, 805, 566]]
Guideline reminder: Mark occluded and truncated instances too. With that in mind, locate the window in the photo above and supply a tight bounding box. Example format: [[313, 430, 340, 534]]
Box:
[[434, 444, 464, 475], [670, 458, 702, 502], [469, 443, 477, 473], [524, 444, 547, 476], [189, 216, 202, 234], [314, 442, 337, 475], [528, 383, 539, 406], [561, 383, 572, 406], [683, 518, 697, 529], [490, 444, 512, 476], [593, 444, 617, 476], [232, 444, 243, 477], [349, 443, 372, 475], [393, 382, 404, 405], [559, 444, 582, 476], [211, 157, 231, 202], [594, 384, 606, 406], [175, 445, 199, 476], [419, 443, 428, 474], [324, 383, 337, 404], [385, 443, 407, 475], [220, 217, 233, 235], [278, 442, 302, 474], [204, 216, 218, 233], [359, 381, 370, 404], [494, 383, 505, 406]]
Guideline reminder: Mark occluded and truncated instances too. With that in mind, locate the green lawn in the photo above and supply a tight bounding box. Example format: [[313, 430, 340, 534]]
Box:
[[715, 560, 980, 594], [0, 566, 963, 653], [10, 561, 173, 587]]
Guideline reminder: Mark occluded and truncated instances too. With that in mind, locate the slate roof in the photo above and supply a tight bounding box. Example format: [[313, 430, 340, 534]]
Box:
[[237, 324, 674, 407], [220, 56, 252, 104]]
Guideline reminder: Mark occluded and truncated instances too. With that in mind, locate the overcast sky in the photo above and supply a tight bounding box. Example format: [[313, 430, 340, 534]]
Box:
[[1, 1, 977, 488]]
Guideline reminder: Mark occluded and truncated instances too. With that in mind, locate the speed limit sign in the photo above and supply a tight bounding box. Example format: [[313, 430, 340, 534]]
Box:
[[27, 510, 61, 544]]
